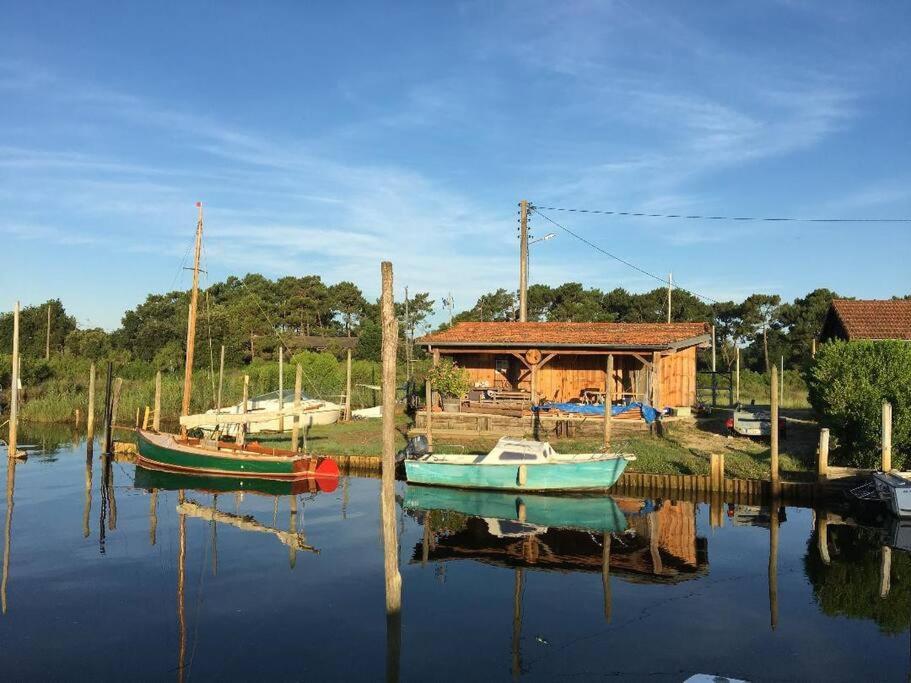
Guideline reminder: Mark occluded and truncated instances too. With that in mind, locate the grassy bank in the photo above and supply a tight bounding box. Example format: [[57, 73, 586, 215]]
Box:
[[253, 410, 818, 481]]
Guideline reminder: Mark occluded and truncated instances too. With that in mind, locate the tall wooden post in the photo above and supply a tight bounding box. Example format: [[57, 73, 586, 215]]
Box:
[[770, 365, 780, 497], [216, 345, 225, 414], [345, 348, 352, 421], [102, 362, 114, 455], [883, 401, 893, 472], [603, 354, 613, 450], [518, 199, 529, 322], [180, 203, 204, 437], [735, 346, 740, 404], [45, 302, 51, 360], [86, 362, 96, 453], [811, 338, 817, 358], [8, 302, 19, 459], [153, 370, 162, 431], [111, 377, 123, 428], [817, 428, 830, 484], [238, 375, 249, 447], [652, 352, 661, 411], [278, 346, 285, 433], [711, 325, 717, 372], [292, 364, 302, 452], [426, 349, 438, 451], [780, 355, 785, 407], [380, 262, 402, 683]]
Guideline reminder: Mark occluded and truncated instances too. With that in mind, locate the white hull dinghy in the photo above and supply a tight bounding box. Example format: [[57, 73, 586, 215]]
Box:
[[192, 390, 341, 436]]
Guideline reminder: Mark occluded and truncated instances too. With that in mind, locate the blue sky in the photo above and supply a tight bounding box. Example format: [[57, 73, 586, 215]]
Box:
[[1, 1, 909, 330]]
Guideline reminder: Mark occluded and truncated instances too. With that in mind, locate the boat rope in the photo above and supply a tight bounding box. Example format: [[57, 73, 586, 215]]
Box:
[[204, 288, 217, 410]]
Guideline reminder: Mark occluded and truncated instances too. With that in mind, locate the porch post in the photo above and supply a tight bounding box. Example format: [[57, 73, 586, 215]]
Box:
[[426, 348, 439, 451], [652, 352, 661, 410], [603, 354, 613, 450]]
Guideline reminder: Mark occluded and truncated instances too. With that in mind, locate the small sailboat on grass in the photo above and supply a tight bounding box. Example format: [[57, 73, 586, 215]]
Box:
[[136, 203, 340, 483]]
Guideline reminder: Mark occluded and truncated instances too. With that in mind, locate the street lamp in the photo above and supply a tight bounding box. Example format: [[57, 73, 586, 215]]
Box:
[[529, 233, 556, 245]]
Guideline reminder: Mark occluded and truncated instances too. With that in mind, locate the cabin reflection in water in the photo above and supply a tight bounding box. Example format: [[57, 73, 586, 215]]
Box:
[[409, 497, 708, 583]]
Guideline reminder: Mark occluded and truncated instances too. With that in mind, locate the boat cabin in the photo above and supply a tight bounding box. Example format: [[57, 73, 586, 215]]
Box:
[[417, 321, 710, 410]]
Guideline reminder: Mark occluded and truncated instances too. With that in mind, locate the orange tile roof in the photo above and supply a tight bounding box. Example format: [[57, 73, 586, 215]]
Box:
[[418, 321, 710, 349], [829, 299, 911, 340]]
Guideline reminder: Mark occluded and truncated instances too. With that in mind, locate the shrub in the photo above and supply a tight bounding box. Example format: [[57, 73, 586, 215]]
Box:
[[807, 340, 911, 468], [427, 358, 471, 398]]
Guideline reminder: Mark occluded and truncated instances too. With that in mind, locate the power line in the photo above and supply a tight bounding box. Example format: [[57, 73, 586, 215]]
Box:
[[530, 206, 721, 304], [533, 205, 911, 223]]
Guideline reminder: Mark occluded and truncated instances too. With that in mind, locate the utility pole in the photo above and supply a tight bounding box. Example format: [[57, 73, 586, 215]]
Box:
[[404, 286, 412, 382], [667, 273, 673, 324], [518, 199, 529, 322], [45, 303, 51, 360]]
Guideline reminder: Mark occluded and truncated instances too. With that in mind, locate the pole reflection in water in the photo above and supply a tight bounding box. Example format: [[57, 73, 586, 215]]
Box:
[[289, 496, 298, 570], [769, 501, 780, 631], [150, 490, 158, 546], [177, 490, 186, 683], [511, 567, 524, 680], [602, 532, 611, 623], [2, 458, 16, 614], [83, 453, 92, 539], [211, 494, 217, 576], [98, 456, 109, 554]]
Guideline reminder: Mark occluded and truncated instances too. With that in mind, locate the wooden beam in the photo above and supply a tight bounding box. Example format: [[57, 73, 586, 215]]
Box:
[[631, 353, 654, 369]]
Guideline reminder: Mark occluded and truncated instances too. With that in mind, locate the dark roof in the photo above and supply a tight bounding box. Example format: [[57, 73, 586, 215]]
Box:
[[418, 321, 710, 350], [823, 300, 911, 341]]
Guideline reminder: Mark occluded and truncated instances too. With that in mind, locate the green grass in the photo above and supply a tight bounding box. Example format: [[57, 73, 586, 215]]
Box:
[[252, 411, 819, 481]]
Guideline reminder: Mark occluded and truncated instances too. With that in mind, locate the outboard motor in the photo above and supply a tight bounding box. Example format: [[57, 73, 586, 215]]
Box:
[[396, 435, 429, 464]]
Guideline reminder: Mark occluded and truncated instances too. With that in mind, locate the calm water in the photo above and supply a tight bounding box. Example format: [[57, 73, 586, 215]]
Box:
[[2, 425, 910, 681]]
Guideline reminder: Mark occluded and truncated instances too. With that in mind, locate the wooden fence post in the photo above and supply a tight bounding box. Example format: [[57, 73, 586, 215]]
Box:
[[603, 354, 613, 450], [153, 370, 162, 431], [86, 363, 96, 454], [883, 400, 893, 472], [770, 366, 780, 498], [817, 428, 830, 484]]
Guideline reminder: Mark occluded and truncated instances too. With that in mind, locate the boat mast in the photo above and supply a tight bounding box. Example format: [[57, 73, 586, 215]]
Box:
[[180, 202, 204, 436]]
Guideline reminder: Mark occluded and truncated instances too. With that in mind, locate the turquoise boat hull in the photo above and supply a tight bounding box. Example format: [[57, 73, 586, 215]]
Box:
[[404, 485, 627, 533], [404, 456, 630, 492]]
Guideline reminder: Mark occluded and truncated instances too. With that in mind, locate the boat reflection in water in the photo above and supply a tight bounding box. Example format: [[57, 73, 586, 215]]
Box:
[[404, 485, 707, 677], [133, 465, 331, 682]]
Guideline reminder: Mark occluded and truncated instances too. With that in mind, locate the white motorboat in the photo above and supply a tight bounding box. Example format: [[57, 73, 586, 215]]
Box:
[[871, 472, 911, 517]]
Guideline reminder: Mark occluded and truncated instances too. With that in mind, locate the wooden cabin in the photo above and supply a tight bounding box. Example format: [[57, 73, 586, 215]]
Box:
[[820, 299, 911, 342], [417, 321, 710, 409]]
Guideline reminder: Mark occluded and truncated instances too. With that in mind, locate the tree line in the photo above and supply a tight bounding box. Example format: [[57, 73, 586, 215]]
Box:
[[1, 274, 907, 377]]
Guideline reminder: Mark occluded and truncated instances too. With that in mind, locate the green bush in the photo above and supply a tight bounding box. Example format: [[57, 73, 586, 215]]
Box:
[[807, 341, 911, 468], [427, 357, 471, 398]]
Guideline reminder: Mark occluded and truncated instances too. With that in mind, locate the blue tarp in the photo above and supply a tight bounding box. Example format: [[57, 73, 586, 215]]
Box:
[[535, 401, 661, 424]]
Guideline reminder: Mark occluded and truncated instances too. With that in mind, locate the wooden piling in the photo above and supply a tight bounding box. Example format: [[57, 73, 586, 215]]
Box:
[[817, 428, 830, 484], [710, 453, 725, 492], [111, 377, 123, 427], [153, 370, 162, 431], [883, 400, 893, 471], [134, 406, 141, 429], [380, 261, 402, 615], [770, 365, 780, 498], [345, 348, 352, 421], [216, 345, 225, 414], [102, 362, 114, 454], [603, 354, 613, 450], [238, 375, 249, 447], [278, 346, 285, 433], [292, 364, 302, 452], [7, 302, 19, 459], [880, 546, 892, 598], [86, 363, 96, 452], [142, 406, 151, 430]]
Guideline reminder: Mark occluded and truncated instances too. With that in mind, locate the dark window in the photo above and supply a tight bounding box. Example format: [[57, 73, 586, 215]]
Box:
[[499, 451, 537, 461]]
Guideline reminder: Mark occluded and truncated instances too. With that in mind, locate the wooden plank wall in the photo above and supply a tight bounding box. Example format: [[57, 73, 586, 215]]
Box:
[[448, 346, 697, 407]]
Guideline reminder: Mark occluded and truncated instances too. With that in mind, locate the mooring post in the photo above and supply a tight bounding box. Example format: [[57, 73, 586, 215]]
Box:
[[238, 375, 249, 447], [880, 546, 892, 598], [603, 354, 613, 450], [86, 362, 96, 454], [770, 365, 780, 498], [817, 428, 830, 484], [278, 346, 284, 433], [142, 406, 151, 430], [102, 362, 114, 455], [883, 400, 893, 472], [7, 302, 20, 459], [345, 348, 352, 421], [134, 406, 140, 429], [111, 377, 123, 429], [292, 364, 302, 452], [150, 370, 161, 432], [380, 261, 402, 683]]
